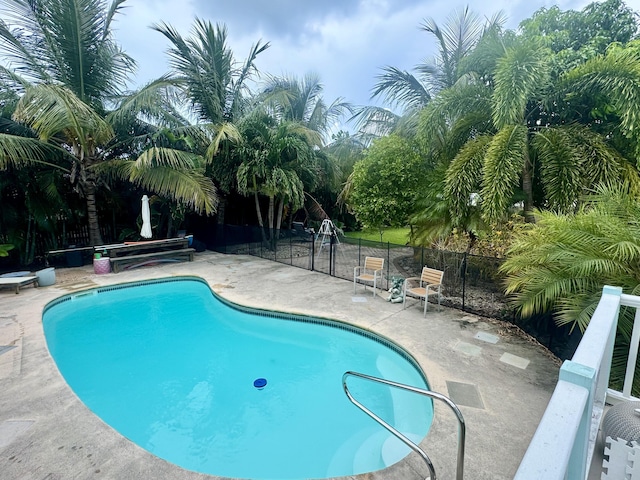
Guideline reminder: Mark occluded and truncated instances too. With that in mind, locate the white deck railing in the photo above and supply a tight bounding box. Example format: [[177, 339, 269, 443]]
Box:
[[515, 286, 640, 480]]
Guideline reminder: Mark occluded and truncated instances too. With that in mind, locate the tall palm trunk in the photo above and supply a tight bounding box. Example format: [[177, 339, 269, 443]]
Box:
[[80, 155, 103, 245], [252, 176, 268, 244], [267, 195, 275, 244], [276, 197, 285, 232], [85, 179, 103, 245]]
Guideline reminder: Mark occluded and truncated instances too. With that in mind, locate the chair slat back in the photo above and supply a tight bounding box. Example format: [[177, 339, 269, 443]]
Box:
[[364, 256, 384, 272], [421, 267, 443, 285]]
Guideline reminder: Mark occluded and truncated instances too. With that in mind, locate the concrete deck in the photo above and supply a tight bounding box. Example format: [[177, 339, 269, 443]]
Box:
[[0, 252, 561, 479]]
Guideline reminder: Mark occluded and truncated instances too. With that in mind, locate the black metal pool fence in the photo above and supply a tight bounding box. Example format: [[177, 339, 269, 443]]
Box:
[[208, 225, 580, 359]]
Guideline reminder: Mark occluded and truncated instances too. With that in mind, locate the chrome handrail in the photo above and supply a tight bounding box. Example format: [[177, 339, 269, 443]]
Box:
[[342, 371, 465, 480]]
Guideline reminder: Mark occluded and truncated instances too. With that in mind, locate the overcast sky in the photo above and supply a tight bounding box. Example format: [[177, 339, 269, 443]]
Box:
[[113, 0, 640, 129]]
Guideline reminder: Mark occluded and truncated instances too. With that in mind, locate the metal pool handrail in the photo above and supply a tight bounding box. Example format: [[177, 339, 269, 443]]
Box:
[[342, 371, 465, 480]]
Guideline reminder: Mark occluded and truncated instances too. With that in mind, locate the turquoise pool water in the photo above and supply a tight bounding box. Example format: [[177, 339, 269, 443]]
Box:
[[43, 277, 433, 479]]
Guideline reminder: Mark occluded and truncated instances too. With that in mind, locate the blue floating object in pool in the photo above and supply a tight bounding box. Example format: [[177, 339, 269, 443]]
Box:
[[254, 378, 267, 389]]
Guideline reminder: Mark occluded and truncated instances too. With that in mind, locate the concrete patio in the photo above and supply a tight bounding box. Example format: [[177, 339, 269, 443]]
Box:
[[0, 251, 561, 479]]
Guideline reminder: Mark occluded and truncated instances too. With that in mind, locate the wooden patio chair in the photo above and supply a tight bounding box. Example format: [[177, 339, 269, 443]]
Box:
[[402, 266, 443, 316], [353, 256, 385, 297]]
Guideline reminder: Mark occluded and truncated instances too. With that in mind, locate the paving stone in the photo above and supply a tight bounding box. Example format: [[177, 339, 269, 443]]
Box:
[[500, 352, 530, 370], [454, 341, 482, 356], [0, 420, 34, 449], [474, 332, 499, 344], [446, 381, 485, 409], [0, 345, 16, 356]]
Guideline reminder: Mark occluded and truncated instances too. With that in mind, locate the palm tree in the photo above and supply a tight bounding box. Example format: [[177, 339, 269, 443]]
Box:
[[500, 184, 640, 392], [235, 112, 318, 242], [152, 18, 270, 224], [0, 0, 217, 245], [260, 73, 351, 142], [419, 35, 640, 227], [256, 73, 350, 227], [152, 19, 269, 127], [353, 7, 505, 136]]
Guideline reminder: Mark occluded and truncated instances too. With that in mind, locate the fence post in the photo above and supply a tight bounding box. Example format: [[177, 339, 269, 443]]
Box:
[[358, 238, 361, 265], [387, 241, 390, 290], [311, 232, 315, 271], [289, 235, 293, 265], [462, 252, 467, 312], [329, 233, 334, 276]]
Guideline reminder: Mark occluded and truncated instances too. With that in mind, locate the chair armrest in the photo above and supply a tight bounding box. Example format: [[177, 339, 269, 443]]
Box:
[[354, 266, 363, 275], [402, 277, 420, 292]]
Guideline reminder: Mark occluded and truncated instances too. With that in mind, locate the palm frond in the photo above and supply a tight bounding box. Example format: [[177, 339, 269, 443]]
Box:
[[304, 192, 329, 221], [133, 146, 200, 170], [14, 84, 114, 147], [480, 124, 528, 222], [501, 188, 640, 332], [125, 157, 218, 215], [445, 134, 491, 222], [561, 45, 640, 144], [108, 76, 189, 128], [492, 41, 549, 128], [204, 122, 242, 161], [371, 66, 431, 111], [0, 132, 67, 170], [533, 127, 583, 212], [418, 81, 493, 147], [349, 105, 400, 137], [0, 17, 50, 84]]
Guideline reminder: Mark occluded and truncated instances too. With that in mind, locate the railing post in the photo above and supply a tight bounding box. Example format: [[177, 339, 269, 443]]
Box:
[[624, 306, 640, 397], [559, 360, 596, 480]]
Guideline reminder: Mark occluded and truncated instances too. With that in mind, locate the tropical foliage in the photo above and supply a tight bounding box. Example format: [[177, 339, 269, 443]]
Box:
[[413, 0, 640, 240], [235, 116, 307, 235], [347, 134, 427, 236], [353, 7, 505, 136], [0, 0, 218, 248], [500, 184, 640, 391]]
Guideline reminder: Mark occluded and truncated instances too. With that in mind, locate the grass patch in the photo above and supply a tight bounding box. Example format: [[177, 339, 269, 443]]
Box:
[[344, 228, 410, 245]]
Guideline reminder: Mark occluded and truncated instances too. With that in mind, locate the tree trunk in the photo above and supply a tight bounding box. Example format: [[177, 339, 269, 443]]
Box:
[[166, 213, 173, 238], [267, 195, 275, 243], [216, 195, 227, 225], [276, 198, 285, 232], [522, 147, 535, 223], [252, 176, 268, 244], [84, 167, 104, 245], [254, 192, 268, 244]]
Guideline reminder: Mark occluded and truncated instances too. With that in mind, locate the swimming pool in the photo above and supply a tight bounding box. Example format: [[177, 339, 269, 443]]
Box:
[[43, 277, 433, 479]]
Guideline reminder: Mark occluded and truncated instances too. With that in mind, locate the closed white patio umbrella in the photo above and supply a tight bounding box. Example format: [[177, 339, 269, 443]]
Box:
[[140, 195, 152, 239]]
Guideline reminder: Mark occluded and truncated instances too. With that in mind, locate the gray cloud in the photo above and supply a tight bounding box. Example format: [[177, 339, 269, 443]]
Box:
[[192, 0, 425, 41], [112, 0, 640, 134]]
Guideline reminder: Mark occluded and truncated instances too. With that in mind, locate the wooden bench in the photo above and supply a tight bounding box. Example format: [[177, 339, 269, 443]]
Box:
[[110, 248, 195, 273], [97, 238, 189, 258]]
